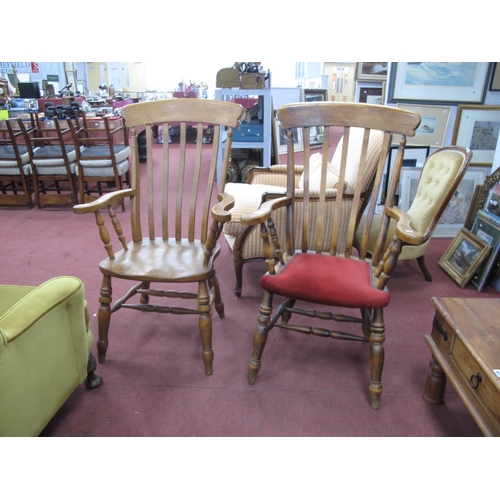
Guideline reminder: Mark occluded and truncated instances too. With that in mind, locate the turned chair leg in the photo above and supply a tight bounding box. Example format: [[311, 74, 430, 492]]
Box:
[[208, 271, 224, 319], [248, 291, 273, 384], [198, 280, 214, 375], [97, 274, 112, 363], [368, 308, 385, 410]]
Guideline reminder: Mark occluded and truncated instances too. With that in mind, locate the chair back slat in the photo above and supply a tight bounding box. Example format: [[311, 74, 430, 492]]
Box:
[[277, 102, 420, 263], [121, 99, 243, 247]]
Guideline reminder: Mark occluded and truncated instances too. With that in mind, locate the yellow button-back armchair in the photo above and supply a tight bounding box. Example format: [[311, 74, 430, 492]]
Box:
[[355, 146, 472, 281], [0, 276, 102, 436], [242, 101, 422, 410]]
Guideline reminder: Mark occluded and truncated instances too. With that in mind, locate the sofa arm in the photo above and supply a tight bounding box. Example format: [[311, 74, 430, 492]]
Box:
[[0, 276, 93, 436], [248, 164, 303, 188]]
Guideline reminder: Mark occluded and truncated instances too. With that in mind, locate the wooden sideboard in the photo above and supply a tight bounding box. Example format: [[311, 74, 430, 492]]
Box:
[[424, 297, 500, 436]]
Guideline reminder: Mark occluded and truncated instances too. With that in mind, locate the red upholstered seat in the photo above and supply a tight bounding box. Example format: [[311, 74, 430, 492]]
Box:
[[261, 253, 390, 309]]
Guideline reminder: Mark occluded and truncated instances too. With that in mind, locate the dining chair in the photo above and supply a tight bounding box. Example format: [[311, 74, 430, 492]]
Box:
[[69, 113, 131, 211], [0, 117, 36, 208], [29, 115, 81, 208]]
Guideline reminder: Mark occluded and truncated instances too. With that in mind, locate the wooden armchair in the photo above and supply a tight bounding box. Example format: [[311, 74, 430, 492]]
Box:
[[243, 102, 421, 410], [73, 99, 243, 375], [0, 117, 36, 208], [223, 126, 385, 296]]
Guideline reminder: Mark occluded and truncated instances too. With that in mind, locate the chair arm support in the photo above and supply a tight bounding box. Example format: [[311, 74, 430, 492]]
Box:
[[73, 188, 135, 214], [240, 196, 291, 225], [385, 206, 425, 246], [212, 192, 235, 222]]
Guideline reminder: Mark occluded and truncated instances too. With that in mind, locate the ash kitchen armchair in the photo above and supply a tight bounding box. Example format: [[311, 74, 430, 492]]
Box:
[[242, 101, 421, 410], [73, 99, 243, 376]]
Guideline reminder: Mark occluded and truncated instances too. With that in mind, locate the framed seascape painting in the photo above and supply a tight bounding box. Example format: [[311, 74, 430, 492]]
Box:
[[395, 104, 451, 147], [439, 228, 491, 288], [387, 62, 491, 104], [452, 105, 500, 166]]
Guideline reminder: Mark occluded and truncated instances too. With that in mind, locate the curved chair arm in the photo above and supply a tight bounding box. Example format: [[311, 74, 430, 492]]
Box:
[[385, 206, 426, 246], [240, 196, 291, 226], [212, 192, 235, 222], [73, 188, 135, 214]]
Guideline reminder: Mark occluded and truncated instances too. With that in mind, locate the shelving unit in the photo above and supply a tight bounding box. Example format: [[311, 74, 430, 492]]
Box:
[[215, 83, 272, 186]]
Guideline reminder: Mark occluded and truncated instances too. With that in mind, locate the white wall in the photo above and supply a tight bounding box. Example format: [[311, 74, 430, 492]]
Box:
[[144, 59, 298, 97]]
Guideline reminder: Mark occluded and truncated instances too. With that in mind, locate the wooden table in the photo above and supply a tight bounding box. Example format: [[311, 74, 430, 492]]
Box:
[[424, 297, 500, 436]]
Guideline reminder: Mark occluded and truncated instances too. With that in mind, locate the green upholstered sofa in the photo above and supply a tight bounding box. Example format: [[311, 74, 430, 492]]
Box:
[[0, 276, 102, 436]]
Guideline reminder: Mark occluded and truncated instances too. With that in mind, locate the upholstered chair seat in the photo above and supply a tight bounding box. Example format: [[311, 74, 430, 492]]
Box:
[[0, 145, 32, 175], [32, 145, 79, 175]]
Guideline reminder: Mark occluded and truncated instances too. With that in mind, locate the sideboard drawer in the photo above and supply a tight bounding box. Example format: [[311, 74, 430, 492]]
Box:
[[450, 333, 500, 434]]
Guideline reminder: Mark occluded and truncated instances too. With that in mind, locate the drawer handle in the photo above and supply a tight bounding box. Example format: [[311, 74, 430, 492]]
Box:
[[470, 372, 483, 389]]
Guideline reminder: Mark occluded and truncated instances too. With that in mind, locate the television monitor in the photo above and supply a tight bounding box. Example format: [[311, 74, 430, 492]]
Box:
[[18, 82, 41, 99]]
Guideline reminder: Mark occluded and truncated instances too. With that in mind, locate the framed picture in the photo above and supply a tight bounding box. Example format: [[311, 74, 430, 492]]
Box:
[[275, 115, 304, 156], [452, 105, 500, 166], [394, 104, 451, 147], [489, 63, 500, 91], [399, 166, 489, 237], [470, 210, 500, 290], [301, 89, 327, 149], [466, 166, 500, 227], [387, 62, 491, 104], [438, 228, 491, 288], [356, 62, 388, 81], [302, 88, 328, 102], [356, 82, 384, 104]]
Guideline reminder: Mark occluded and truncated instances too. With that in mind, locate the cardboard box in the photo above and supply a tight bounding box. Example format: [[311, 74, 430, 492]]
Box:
[[241, 73, 266, 89]]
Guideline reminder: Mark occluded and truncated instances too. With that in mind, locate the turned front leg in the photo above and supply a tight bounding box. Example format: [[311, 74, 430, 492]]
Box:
[[97, 274, 112, 363], [198, 280, 214, 375], [248, 291, 273, 384], [368, 308, 385, 410]]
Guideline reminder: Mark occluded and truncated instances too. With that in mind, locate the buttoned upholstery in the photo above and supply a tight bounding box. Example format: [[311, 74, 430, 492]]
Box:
[[356, 146, 471, 281]]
